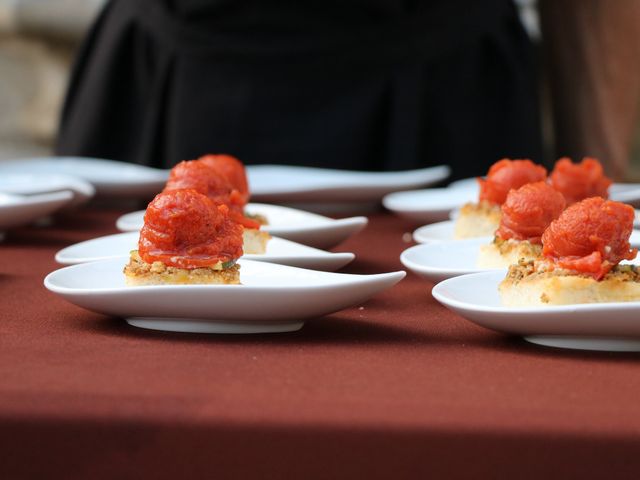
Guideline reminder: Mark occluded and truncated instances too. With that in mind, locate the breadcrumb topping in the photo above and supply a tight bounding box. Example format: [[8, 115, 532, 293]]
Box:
[[505, 259, 640, 285]]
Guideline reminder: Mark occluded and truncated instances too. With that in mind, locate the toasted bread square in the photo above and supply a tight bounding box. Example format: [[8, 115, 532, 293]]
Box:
[[477, 238, 542, 269], [454, 201, 501, 239], [124, 251, 240, 286], [499, 261, 640, 306], [243, 228, 271, 254]]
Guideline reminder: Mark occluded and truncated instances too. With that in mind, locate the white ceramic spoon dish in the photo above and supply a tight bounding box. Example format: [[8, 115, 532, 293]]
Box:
[[388, 178, 640, 223], [0, 173, 95, 207], [0, 157, 168, 197], [400, 238, 501, 283], [116, 203, 368, 249], [448, 177, 478, 191], [609, 183, 640, 205], [382, 188, 476, 224], [246, 164, 450, 202], [402, 238, 640, 283], [412, 220, 640, 248], [44, 257, 405, 334], [433, 270, 640, 352], [450, 178, 640, 204], [55, 232, 355, 272], [412, 220, 465, 244], [0, 191, 73, 232]]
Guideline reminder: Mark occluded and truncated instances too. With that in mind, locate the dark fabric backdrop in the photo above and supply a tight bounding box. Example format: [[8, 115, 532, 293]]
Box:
[[56, 0, 543, 180]]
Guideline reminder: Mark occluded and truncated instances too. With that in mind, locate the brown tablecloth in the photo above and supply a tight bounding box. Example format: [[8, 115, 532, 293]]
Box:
[[2, 207, 640, 479]]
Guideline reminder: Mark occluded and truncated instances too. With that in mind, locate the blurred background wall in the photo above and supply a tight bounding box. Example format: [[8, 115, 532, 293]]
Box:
[[0, 0, 105, 159]]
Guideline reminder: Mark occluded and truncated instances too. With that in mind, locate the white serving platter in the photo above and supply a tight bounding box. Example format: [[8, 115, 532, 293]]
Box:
[[412, 220, 640, 248], [55, 232, 355, 272], [386, 178, 640, 224], [44, 257, 405, 334], [0, 157, 449, 204], [400, 238, 500, 283], [0, 173, 95, 207], [246, 164, 450, 202], [0, 191, 73, 232], [412, 220, 462, 244], [448, 177, 478, 191], [433, 270, 640, 351], [382, 188, 475, 224], [402, 238, 640, 283], [412, 220, 494, 244], [116, 203, 368, 249], [609, 183, 640, 205], [450, 178, 640, 205], [0, 157, 168, 197]]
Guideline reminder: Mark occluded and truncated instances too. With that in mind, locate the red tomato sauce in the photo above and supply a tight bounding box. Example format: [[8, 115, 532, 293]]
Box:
[[549, 157, 611, 205], [541, 197, 636, 279], [478, 158, 547, 206], [496, 182, 566, 244], [138, 189, 244, 268]]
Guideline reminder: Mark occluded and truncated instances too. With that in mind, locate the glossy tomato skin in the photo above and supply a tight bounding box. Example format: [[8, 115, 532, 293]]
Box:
[[164, 160, 239, 207], [198, 154, 250, 204], [550, 157, 611, 205], [542, 197, 636, 279], [138, 189, 243, 268], [496, 182, 566, 244], [196, 154, 260, 229], [478, 158, 547, 205], [164, 158, 261, 229]]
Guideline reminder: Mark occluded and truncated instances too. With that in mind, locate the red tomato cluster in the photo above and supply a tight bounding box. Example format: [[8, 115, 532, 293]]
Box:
[[139, 189, 244, 268], [480, 156, 634, 278], [139, 153, 258, 269]]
